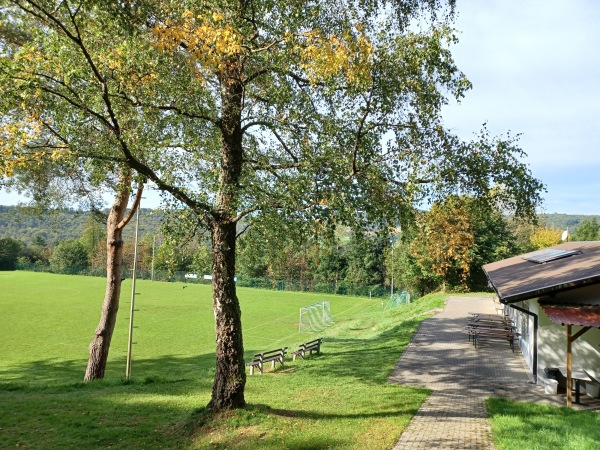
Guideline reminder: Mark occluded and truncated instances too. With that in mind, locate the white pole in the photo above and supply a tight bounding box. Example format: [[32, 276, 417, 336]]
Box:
[[126, 205, 140, 379], [151, 234, 155, 281], [391, 241, 394, 297]]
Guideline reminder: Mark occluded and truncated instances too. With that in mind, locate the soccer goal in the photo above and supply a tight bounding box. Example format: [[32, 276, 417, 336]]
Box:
[[384, 290, 410, 311], [299, 301, 334, 332]]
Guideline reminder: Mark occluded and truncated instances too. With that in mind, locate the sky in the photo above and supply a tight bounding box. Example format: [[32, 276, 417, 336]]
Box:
[[441, 0, 600, 215], [1, 0, 599, 215]]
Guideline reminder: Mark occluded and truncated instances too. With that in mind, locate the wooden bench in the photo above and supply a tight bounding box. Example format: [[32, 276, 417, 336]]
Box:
[[246, 347, 287, 375], [291, 337, 323, 361]]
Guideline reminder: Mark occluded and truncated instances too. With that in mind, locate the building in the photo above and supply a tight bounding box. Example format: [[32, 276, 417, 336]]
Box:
[[483, 241, 600, 404]]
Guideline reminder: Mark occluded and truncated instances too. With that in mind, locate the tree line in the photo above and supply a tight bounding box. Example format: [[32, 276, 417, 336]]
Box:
[[3, 199, 598, 294]]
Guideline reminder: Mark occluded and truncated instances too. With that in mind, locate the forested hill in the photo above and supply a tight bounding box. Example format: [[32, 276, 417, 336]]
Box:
[[540, 214, 600, 231], [1, 205, 598, 246], [0, 205, 163, 245]]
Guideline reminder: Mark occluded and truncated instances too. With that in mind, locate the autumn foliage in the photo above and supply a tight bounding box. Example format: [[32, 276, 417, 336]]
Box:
[[410, 198, 474, 290]]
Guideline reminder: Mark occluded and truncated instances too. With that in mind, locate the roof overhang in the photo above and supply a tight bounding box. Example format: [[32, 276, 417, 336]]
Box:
[[483, 241, 600, 304], [539, 302, 600, 327]]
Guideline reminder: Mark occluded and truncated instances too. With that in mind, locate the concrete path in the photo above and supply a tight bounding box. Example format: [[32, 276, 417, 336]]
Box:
[[388, 296, 536, 450]]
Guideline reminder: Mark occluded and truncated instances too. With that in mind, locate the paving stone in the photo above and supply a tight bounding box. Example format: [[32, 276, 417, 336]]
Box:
[[389, 296, 528, 450], [389, 296, 600, 449]]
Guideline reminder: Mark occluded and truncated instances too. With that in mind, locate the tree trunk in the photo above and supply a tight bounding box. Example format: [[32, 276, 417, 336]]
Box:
[[207, 58, 246, 409], [84, 176, 132, 381], [208, 220, 246, 409]]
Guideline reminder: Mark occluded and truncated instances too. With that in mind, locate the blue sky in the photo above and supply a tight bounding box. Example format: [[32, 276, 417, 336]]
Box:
[[442, 0, 600, 215], [1, 1, 598, 215]]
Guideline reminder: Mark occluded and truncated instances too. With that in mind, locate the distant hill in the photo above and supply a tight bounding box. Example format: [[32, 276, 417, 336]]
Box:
[[0, 205, 163, 245], [539, 213, 600, 232], [1, 205, 598, 246]]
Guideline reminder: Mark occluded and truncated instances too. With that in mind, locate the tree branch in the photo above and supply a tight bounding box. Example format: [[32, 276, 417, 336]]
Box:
[[117, 182, 144, 230]]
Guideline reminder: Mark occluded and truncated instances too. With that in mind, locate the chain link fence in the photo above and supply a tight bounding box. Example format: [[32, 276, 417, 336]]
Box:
[[15, 262, 393, 298]]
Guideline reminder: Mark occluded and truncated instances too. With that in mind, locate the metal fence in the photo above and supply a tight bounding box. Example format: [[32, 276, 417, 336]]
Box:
[[14, 262, 393, 298]]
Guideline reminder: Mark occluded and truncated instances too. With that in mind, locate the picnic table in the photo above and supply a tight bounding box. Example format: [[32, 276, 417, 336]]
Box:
[[467, 319, 514, 330], [558, 367, 593, 404], [468, 312, 512, 321], [465, 314, 519, 352], [464, 327, 520, 351]]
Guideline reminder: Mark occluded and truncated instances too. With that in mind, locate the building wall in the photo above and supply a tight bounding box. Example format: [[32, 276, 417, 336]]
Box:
[[509, 286, 600, 384], [510, 301, 534, 372]]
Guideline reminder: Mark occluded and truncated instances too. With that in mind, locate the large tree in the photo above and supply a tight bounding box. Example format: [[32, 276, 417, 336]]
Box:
[[0, 1, 150, 381], [0, 0, 543, 410], [49, 237, 89, 273]]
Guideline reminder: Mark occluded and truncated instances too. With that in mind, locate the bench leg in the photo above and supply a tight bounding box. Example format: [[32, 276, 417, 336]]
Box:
[[250, 365, 254, 375]]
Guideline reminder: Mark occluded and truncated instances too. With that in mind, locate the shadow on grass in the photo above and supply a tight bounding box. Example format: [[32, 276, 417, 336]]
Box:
[[0, 379, 416, 450], [0, 307, 437, 448], [0, 353, 217, 391]]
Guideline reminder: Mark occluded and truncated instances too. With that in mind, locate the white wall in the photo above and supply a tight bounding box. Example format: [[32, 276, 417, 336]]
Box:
[[510, 287, 600, 384]]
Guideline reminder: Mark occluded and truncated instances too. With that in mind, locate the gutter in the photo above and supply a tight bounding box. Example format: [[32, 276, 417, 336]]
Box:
[[508, 303, 538, 384]]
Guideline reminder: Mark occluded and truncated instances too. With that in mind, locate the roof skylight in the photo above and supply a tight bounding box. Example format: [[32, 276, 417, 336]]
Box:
[[522, 248, 581, 264]]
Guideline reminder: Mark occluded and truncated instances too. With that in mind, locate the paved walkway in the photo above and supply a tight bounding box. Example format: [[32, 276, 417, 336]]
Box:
[[388, 296, 540, 450]]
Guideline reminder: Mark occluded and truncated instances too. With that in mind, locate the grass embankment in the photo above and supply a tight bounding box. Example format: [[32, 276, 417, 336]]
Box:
[[488, 398, 600, 450], [1, 271, 443, 449]]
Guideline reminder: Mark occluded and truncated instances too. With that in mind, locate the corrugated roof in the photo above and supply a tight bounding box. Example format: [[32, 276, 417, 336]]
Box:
[[540, 303, 600, 327], [482, 241, 600, 303]]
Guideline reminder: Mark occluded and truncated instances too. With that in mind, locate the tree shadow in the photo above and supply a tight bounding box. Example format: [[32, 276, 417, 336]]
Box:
[[0, 367, 413, 450], [0, 353, 218, 391]]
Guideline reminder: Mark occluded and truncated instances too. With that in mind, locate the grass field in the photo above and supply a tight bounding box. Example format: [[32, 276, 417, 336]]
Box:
[[1, 271, 443, 449], [488, 398, 600, 450], [2, 271, 380, 386]]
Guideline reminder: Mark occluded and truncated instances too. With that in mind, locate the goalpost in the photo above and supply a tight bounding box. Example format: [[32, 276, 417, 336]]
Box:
[[299, 301, 334, 332], [384, 290, 410, 311]]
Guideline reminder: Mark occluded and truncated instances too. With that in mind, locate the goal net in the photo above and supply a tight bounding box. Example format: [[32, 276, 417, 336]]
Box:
[[299, 301, 334, 332], [384, 290, 410, 311]]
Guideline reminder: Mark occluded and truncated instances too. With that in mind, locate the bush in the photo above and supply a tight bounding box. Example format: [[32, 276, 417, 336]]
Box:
[[49, 240, 89, 274]]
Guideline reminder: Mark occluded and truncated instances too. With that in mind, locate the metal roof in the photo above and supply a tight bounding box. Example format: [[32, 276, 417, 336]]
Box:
[[539, 303, 600, 327], [482, 241, 600, 304]]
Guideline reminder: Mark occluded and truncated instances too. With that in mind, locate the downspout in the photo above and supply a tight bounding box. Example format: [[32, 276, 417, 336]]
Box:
[[508, 303, 538, 384]]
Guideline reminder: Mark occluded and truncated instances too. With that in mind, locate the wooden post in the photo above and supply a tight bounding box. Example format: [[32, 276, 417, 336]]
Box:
[[567, 324, 572, 408]]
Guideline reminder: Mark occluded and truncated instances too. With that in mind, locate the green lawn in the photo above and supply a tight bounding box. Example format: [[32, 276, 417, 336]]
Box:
[[488, 398, 600, 450], [0, 271, 442, 449]]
